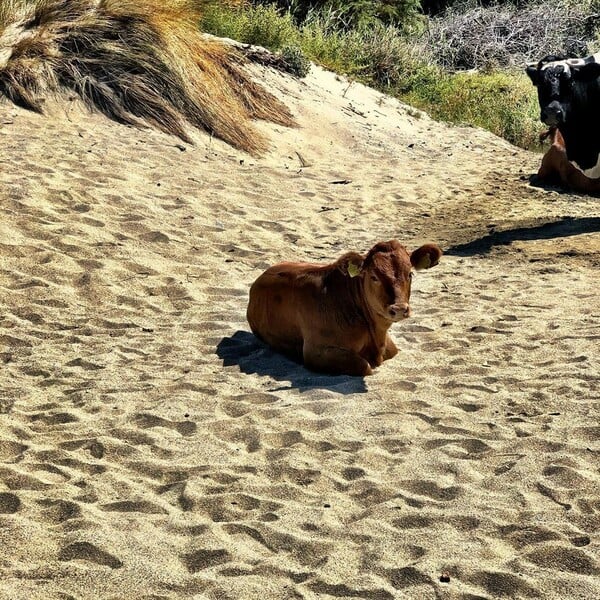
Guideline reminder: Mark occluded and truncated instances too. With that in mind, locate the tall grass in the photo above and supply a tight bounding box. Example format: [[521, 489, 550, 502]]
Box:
[[201, 3, 300, 48], [200, 2, 542, 149], [403, 71, 540, 148], [0, 0, 294, 154]]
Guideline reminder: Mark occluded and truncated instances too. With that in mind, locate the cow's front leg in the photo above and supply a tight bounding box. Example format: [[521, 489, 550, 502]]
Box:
[[303, 342, 373, 376], [537, 149, 560, 182], [383, 334, 398, 361]]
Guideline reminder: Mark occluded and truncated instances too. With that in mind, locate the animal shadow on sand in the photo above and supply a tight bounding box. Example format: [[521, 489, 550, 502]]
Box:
[[529, 173, 600, 197], [446, 216, 600, 256], [216, 331, 368, 394]]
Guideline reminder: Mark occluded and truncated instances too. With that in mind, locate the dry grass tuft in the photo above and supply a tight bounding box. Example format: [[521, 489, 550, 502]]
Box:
[[0, 0, 294, 154]]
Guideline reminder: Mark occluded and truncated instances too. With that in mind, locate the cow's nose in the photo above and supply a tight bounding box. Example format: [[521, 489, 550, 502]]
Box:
[[542, 103, 564, 126], [389, 303, 410, 319]]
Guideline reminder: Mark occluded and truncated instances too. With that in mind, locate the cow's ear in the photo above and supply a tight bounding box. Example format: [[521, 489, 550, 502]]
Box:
[[338, 252, 364, 277], [526, 64, 539, 85], [410, 244, 442, 271]]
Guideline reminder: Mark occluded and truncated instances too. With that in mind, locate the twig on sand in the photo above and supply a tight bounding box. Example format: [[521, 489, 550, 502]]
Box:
[[490, 453, 526, 458], [295, 151, 312, 168], [121, 272, 151, 282], [343, 104, 366, 118]]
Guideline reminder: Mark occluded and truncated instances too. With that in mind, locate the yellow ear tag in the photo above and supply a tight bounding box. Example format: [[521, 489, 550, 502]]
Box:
[[348, 262, 361, 278]]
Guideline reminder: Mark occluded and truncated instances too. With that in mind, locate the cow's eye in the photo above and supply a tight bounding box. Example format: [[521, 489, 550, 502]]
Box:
[[370, 275, 379, 282]]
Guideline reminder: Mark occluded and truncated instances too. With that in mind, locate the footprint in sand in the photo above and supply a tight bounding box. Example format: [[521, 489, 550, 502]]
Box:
[[423, 437, 492, 457], [342, 467, 366, 481], [39, 499, 82, 523], [307, 581, 394, 600], [393, 514, 434, 529], [570, 535, 591, 547], [383, 566, 435, 593], [183, 548, 230, 573], [0, 492, 20, 513], [133, 412, 197, 436], [64, 357, 104, 371], [223, 523, 331, 568], [0, 440, 28, 461], [524, 545, 599, 576], [29, 411, 79, 425], [59, 542, 123, 569], [101, 500, 167, 514], [140, 231, 170, 243], [499, 524, 562, 549], [398, 479, 461, 502], [265, 430, 304, 449], [465, 571, 537, 598]]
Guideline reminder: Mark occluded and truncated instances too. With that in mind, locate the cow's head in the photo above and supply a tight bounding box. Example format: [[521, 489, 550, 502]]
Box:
[[339, 240, 442, 323], [526, 55, 600, 127]]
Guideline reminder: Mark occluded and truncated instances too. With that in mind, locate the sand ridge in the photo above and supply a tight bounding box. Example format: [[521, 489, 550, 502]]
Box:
[[0, 63, 599, 599]]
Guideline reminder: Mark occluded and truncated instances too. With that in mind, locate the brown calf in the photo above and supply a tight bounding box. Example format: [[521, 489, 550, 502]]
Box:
[[247, 240, 442, 376]]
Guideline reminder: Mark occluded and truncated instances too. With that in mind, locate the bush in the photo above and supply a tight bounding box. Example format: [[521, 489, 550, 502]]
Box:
[[349, 22, 436, 88], [403, 70, 541, 148], [200, 1, 546, 150], [296, 10, 353, 72], [297, 13, 435, 85], [201, 2, 299, 49], [252, 1, 423, 30], [425, 0, 600, 71], [280, 44, 312, 76]]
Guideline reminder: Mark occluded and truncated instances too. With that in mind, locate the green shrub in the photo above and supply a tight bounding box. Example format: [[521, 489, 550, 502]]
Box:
[[253, 1, 423, 30], [297, 14, 432, 82], [297, 11, 356, 73], [201, 3, 299, 49], [402, 70, 540, 148], [280, 44, 312, 77], [200, 1, 543, 150], [348, 22, 435, 88]]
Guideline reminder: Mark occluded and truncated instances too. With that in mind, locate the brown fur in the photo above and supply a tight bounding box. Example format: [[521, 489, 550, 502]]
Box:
[[538, 127, 600, 195], [0, 0, 294, 154], [247, 240, 442, 377]]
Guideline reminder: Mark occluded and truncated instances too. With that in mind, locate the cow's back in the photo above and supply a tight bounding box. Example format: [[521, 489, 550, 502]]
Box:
[[247, 262, 323, 360]]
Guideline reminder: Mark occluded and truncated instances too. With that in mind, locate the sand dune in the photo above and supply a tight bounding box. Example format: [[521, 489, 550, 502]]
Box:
[[0, 63, 598, 599]]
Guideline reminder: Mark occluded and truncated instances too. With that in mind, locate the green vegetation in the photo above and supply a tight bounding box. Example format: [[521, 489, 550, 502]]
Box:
[[0, 0, 294, 154], [200, 1, 600, 150], [403, 71, 541, 149], [253, 0, 425, 29], [201, 3, 300, 49]]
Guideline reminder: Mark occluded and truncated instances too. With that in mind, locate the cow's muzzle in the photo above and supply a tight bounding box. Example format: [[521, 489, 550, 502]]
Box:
[[388, 303, 410, 321], [541, 101, 564, 126]]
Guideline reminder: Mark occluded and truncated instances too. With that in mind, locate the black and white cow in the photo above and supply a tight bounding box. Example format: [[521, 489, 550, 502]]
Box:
[[526, 54, 600, 177]]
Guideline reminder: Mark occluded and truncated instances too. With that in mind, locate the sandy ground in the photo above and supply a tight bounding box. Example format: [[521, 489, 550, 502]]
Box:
[[0, 63, 598, 600]]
